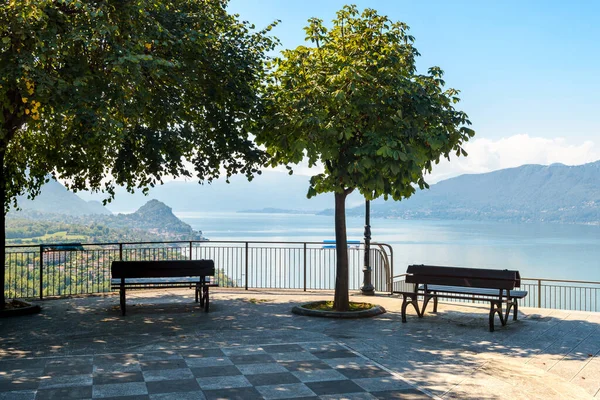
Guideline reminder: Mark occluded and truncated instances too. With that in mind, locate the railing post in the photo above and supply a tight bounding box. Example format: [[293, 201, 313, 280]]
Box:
[[245, 242, 249, 290], [119, 243, 123, 261], [538, 279, 542, 308], [303, 243, 307, 292], [189, 241, 193, 260], [39, 245, 44, 300]]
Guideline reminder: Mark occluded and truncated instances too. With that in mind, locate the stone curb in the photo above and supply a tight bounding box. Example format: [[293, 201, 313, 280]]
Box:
[[291, 302, 386, 319], [0, 300, 42, 318]]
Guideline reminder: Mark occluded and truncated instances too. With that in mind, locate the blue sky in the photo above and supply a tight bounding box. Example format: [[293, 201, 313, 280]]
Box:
[[229, 0, 600, 179]]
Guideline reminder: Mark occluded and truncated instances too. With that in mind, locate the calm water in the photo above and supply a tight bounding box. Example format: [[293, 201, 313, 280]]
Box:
[[177, 212, 600, 282]]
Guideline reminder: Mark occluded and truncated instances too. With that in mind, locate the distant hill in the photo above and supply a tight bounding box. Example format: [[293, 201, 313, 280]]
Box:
[[337, 161, 600, 224], [107, 199, 198, 235], [77, 171, 364, 213], [6, 199, 204, 244], [12, 179, 111, 216]]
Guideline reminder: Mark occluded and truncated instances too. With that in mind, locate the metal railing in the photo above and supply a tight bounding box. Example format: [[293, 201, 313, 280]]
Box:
[[391, 274, 600, 312], [4, 240, 393, 299]]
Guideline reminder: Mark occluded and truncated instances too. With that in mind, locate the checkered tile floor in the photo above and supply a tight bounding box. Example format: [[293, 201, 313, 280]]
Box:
[[0, 342, 430, 399]]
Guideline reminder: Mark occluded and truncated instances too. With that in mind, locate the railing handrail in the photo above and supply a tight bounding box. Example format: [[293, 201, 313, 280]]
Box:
[[522, 277, 600, 285], [5, 240, 393, 249], [391, 274, 600, 286]]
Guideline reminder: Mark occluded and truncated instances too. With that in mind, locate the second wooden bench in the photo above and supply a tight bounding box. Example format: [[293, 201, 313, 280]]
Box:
[[394, 264, 528, 331]]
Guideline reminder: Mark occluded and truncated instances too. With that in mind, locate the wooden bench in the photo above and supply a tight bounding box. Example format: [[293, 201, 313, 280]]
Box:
[[394, 265, 528, 331], [111, 260, 217, 316]]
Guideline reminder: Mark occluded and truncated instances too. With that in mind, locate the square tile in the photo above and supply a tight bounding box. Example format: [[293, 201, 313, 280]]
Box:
[[255, 383, 316, 400], [36, 386, 93, 400], [146, 378, 200, 394], [185, 357, 233, 369], [190, 366, 241, 378], [222, 347, 266, 356], [323, 357, 372, 369], [236, 363, 287, 375], [92, 382, 148, 398], [320, 393, 377, 400], [138, 352, 183, 362], [93, 371, 144, 385], [142, 368, 194, 382], [279, 360, 331, 372], [336, 365, 390, 379], [0, 376, 40, 391], [203, 387, 263, 400], [291, 369, 346, 383], [94, 354, 140, 373], [353, 377, 412, 392], [261, 345, 305, 354], [228, 354, 275, 365], [310, 349, 356, 360], [141, 359, 188, 371], [272, 352, 319, 362], [179, 349, 225, 359], [150, 392, 205, 400], [245, 372, 300, 386], [305, 380, 365, 396], [38, 374, 92, 389], [301, 343, 346, 353], [197, 375, 252, 390], [0, 390, 35, 400], [44, 357, 93, 376], [371, 389, 431, 399]]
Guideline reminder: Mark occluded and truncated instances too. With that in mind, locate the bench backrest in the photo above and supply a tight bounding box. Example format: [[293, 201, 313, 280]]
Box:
[[111, 260, 215, 279], [405, 264, 521, 290]]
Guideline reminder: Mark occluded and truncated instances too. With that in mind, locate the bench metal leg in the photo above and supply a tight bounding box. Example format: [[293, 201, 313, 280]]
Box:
[[433, 294, 438, 313], [401, 294, 423, 322], [513, 299, 519, 321], [203, 286, 209, 312], [120, 287, 126, 316], [489, 300, 508, 332], [195, 283, 199, 303]]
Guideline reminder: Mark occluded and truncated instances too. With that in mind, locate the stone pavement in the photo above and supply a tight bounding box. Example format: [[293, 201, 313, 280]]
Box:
[[0, 342, 426, 400], [1, 289, 600, 399]]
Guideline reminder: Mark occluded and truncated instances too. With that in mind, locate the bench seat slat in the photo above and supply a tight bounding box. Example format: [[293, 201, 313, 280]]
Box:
[[111, 277, 206, 285], [418, 284, 528, 298]]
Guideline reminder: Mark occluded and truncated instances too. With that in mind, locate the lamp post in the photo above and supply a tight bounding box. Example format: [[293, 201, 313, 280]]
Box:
[[361, 199, 375, 296]]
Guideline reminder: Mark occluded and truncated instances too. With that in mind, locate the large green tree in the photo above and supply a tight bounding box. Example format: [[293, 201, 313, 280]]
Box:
[[0, 0, 277, 308], [257, 6, 474, 311]]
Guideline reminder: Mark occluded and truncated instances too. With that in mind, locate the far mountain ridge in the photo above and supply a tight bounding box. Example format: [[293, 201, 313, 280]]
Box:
[[12, 179, 111, 216], [334, 160, 600, 224]]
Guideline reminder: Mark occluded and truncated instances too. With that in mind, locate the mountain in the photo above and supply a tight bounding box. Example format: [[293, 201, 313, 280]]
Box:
[[109, 199, 197, 235], [338, 161, 600, 224], [6, 199, 204, 244], [12, 179, 111, 216], [78, 171, 364, 213]]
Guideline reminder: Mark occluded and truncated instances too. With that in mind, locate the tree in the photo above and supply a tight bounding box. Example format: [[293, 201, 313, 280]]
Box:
[[256, 6, 474, 311], [0, 0, 277, 308]]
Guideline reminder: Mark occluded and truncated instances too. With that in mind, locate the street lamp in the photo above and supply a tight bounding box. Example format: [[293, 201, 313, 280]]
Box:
[[361, 199, 375, 296]]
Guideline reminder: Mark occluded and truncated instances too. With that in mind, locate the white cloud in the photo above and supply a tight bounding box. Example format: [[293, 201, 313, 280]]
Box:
[[157, 134, 600, 185], [427, 134, 600, 183]]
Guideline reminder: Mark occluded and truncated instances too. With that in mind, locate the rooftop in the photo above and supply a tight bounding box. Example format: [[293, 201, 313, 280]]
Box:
[[1, 289, 599, 399]]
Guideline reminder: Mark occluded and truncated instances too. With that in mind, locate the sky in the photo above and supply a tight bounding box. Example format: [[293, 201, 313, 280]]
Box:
[[228, 0, 600, 182]]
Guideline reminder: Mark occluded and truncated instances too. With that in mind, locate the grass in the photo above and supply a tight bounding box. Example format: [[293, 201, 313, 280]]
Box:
[[302, 301, 375, 311]]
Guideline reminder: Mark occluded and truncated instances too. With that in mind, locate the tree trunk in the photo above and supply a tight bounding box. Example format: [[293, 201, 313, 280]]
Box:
[[333, 190, 349, 312], [0, 150, 5, 309]]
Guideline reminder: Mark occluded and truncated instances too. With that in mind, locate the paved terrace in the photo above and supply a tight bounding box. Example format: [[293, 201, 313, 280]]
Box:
[[1, 289, 600, 399]]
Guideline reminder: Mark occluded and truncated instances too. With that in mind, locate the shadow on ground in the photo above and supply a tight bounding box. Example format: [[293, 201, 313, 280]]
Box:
[[1, 289, 599, 398]]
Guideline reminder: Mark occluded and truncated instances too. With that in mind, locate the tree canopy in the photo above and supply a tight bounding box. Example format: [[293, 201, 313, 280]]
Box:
[[256, 5, 474, 310], [0, 0, 277, 307]]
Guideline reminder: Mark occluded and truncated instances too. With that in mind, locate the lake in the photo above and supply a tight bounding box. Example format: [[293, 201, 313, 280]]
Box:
[[177, 212, 600, 282]]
